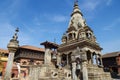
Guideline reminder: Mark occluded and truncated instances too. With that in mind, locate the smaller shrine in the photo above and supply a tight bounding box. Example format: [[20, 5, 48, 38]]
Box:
[[29, 41, 72, 80]]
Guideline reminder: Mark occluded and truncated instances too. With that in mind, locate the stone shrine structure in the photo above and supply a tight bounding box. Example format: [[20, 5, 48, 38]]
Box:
[[29, 1, 112, 80]]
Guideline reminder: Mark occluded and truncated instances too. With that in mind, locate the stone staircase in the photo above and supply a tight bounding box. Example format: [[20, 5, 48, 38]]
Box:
[[31, 64, 72, 80], [87, 65, 112, 80]]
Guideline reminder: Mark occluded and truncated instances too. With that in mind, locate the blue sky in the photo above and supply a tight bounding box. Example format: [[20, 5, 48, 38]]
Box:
[[0, 0, 120, 53]]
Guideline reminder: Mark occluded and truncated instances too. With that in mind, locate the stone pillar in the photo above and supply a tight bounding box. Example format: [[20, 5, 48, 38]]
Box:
[[44, 48, 51, 64], [100, 56, 103, 66], [95, 54, 98, 65], [57, 53, 61, 68], [81, 51, 88, 80], [91, 53, 93, 64], [82, 62, 88, 80], [4, 28, 19, 80], [4, 51, 16, 80], [72, 33, 74, 39], [41, 41, 58, 65], [67, 54, 69, 66], [72, 62, 77, 80]]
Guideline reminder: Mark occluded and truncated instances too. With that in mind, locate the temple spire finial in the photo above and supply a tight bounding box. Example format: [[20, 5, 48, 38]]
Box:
[[74, 0, 78, 5], [71, 0, 82, 17], [75, 0, 78, 3]]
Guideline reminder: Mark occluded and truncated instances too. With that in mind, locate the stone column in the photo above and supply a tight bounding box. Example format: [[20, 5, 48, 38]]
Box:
[[67, 54, 69, 66], [100, 56, 103, 66], [95, 54, 98, 65], [91, 53, 93, 64], [72, 33, 74, 39], [4, 51, 16, 80], [4, 28, 19, 80], [57, 53, 61, 68], [72, 62, 77, 80], [81, 51, 88, 80], [44, 48, 51, 64], [82, 61, 88, 80]]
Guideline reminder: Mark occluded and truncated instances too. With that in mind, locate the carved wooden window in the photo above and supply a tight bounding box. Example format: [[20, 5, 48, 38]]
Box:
[[29, 59, 34, 65], [36, 62, 40, 65], [1, 53, 4, 57], [22, 61, 27, 65], [4, 53, 8, 57], [116, 58, 119, 61]]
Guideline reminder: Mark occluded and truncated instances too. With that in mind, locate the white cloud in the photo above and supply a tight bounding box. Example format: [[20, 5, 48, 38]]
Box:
[[80, 0, 113, 12], [103, 18, 120, 31], [45, 14, 68, 23], [33, 14, 68, 26], [81, 0, 100, 11], [52, 15, 68, 22]]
